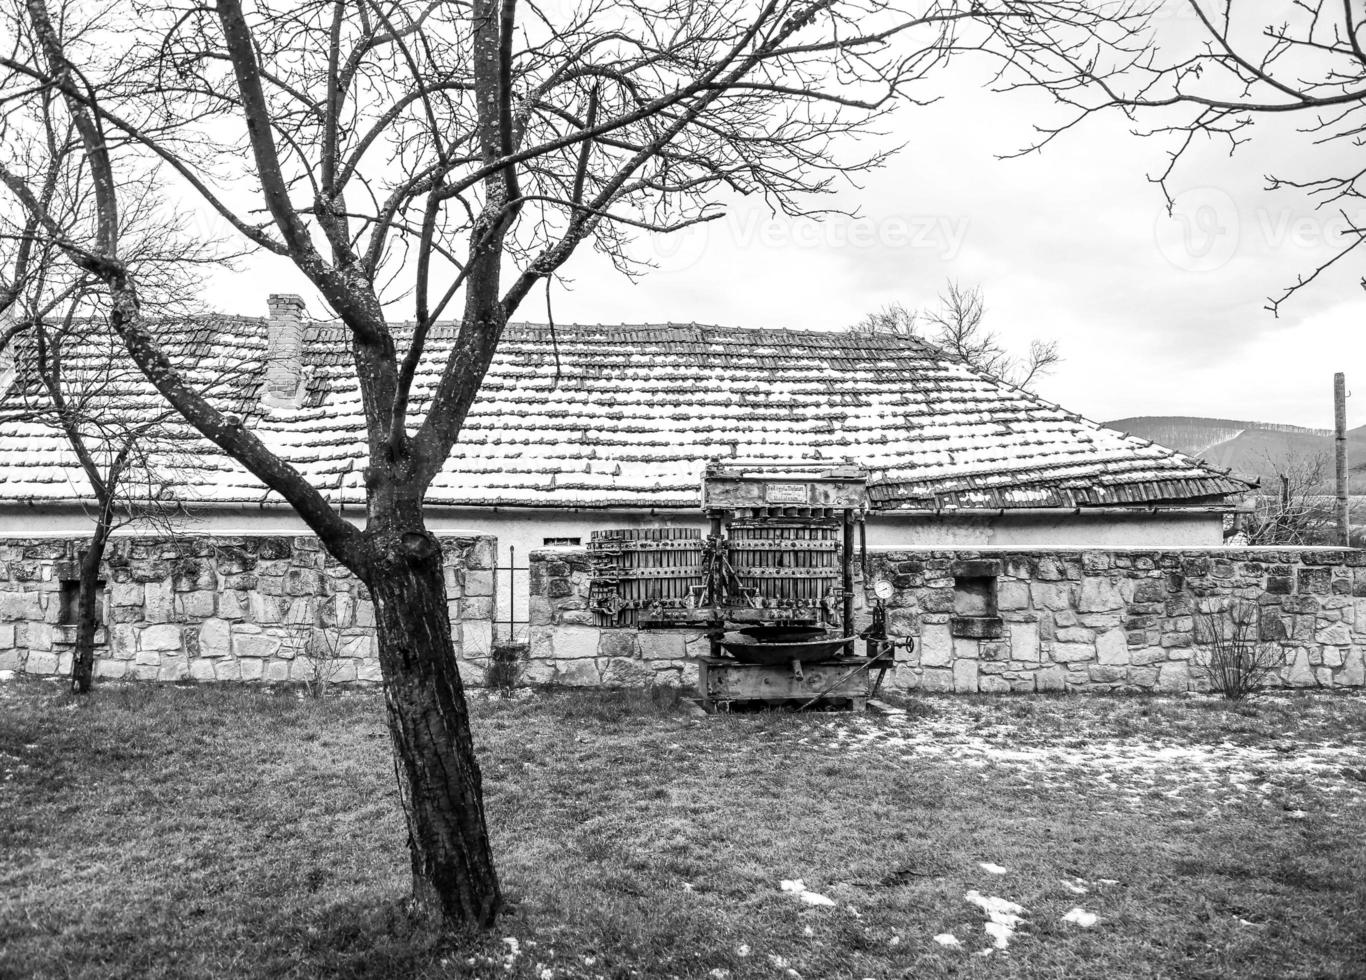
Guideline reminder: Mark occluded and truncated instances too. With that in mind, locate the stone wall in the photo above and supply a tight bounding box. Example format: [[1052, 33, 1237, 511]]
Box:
[[0, 535, 496, 685], [527, 546, 1366, 694], [869, 549, 1366, 693]]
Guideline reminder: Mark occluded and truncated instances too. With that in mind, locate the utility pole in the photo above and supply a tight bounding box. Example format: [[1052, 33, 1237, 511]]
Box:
[[1335, 372, 1350, 546]]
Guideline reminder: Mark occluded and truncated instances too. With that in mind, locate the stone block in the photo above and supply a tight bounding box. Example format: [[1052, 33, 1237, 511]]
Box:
[[177, 591, 216, 620], [1008, 622, 1039, 663], [1035, 665, 1065, 691], [93, 659, 127, 680], [218, 591, 248, 621], [1056, 627, 1093, 643], [0, 591, 43, 622], [556, 658, 601, 686], [284, 598, 317, 626], [25, 650, 58, 675], [1088, 665, 1125, 683], [1031, 582, 1075, 611], [978, 675, 1011, 694], [638, 630, 685, 661], [141, 623, 183, 652], [1051, 643, 1093, 664], [1284, 648, 1315, 687], [952, 659, 978, 693], [1095, 629, 1129, 666], [1338, 649, 1365, 686], [1127, 666, 1159, 688], [464, 570, 495, 598], [143, 581, 173, 623], [920, 668, 953, 692], [249, 593, 286, 624], [1078, 578, 1124, 612], [284, 567, 321, 597], [1157, 661, 1189, 692], [189, 659, 216, 681], [996, 581, 1030, 611], [952, 636, 980, 661], [951, 616, 1003, 639], [356, 660, 383, 683], [600, 657, 654, 687], [919, 622, 951, 667], [232, 632, 281, 659], [1315, 622, 1352, 646], [464, 620, 493, 656], [172, 559, 217, 593], [157, 658, 190, 682], [25, 623, 54, 652], [598, 630, 639, 659], [264, 659, 291, 682], [1130, 647, 1166, 666], [111, 581, 144, 607], [461, 596, 495, 621]]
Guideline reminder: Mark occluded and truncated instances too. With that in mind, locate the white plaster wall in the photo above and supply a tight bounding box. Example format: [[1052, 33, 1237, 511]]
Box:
[[865, 512, 1226, 548]]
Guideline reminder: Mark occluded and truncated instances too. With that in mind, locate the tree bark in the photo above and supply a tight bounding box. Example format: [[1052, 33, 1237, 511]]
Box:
[[70, 519, 110, 694], [362, 522, 501, 927]]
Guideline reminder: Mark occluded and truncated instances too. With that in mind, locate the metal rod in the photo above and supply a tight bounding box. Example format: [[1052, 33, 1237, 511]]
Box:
[[842, 513, 854, 637]]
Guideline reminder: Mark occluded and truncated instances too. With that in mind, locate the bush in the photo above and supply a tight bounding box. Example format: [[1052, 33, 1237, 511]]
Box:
[[487, 642, 526, 696], [1193, 600, 1283, 701]]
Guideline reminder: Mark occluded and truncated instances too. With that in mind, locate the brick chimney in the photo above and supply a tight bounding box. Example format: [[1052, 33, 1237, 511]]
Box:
[[263, 293, 305, 407]]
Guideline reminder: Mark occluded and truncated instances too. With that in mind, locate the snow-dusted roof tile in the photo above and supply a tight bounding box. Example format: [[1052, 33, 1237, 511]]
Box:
[[0, 318, 1249, 511]]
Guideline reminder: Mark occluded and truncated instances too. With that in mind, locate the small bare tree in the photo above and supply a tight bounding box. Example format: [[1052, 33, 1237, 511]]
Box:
[[0, 84, 229, 693], [853, 280, 1060, 390], [1241, 451, 1333, 546], [1194, 600, 1283, 700]]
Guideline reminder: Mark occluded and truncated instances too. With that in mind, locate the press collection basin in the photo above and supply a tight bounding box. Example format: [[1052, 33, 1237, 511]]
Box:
[[717, 626, 855, 665]]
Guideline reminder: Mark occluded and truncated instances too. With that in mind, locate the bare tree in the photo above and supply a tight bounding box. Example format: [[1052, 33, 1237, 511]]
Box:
[[0, 317, 196, 692], [853, 280, 1061, 389], [0, 74, 228, 693], [0, 0, 1151, 927], [1028, 1, 1366, 314], [1241, 450, 1334, 546]]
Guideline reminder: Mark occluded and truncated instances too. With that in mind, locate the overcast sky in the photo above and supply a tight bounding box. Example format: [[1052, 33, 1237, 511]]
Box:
[[200, 5, 1364, 432]]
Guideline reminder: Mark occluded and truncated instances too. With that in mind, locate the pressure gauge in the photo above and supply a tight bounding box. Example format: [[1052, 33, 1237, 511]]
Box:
[[872, 579, 894, 600]]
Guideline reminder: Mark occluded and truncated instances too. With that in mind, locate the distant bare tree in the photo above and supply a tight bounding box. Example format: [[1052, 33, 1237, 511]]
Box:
[[1030, 1, 1366, 314], [853, 280, 1060, 390], [1241, 451, 1333, 546]]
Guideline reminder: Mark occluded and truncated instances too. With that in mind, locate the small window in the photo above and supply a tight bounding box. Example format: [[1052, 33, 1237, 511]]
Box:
[[59, 579, 106, 626], [542, 536, 581, 547], [950, 560, 1002, 639]]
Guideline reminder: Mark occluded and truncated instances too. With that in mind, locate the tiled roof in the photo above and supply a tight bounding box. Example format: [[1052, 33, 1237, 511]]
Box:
[[0, 317, 1250, 511]]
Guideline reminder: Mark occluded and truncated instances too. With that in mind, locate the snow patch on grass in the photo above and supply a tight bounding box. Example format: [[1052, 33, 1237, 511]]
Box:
[[965, 890, 1026, 950], [1062, 907, 1099, 928]]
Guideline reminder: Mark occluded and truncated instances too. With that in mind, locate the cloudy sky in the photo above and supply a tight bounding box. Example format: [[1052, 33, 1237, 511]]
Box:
[[201, 4, 1365, 432]]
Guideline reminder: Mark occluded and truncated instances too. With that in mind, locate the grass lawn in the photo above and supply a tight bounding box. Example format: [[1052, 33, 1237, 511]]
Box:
[[2, 680, 1365, 980]]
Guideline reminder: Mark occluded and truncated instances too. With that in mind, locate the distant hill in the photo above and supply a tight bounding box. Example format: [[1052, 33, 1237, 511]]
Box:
[[1105, 416, 1366, 488]]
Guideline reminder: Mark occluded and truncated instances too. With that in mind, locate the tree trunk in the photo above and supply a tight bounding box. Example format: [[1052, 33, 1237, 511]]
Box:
[[362, 525, 501, 927], [70, 520, 111, 695]]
